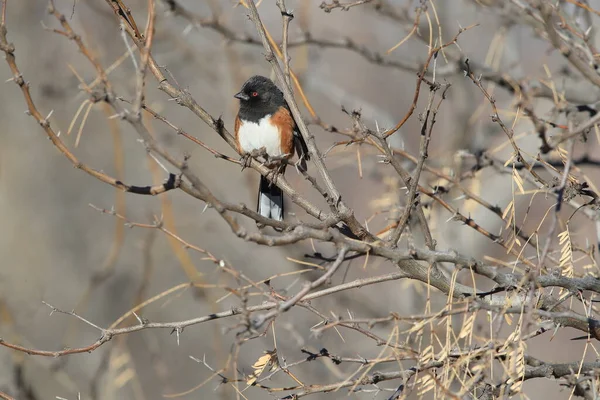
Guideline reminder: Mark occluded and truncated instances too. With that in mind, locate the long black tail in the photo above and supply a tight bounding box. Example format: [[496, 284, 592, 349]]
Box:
[[257, 176, 284, 221]]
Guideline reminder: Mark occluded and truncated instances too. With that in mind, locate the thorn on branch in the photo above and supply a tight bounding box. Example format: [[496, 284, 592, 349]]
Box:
[[280, 10, 294, 19]]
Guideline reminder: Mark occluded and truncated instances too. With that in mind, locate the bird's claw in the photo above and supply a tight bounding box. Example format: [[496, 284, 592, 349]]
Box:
[[240, 147, 269, 170], [266, 163, 286, 186], [240, 154, 252, 170], [263, 153, 290, 169]]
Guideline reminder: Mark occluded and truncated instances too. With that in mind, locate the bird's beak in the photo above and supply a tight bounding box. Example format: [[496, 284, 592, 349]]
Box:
[[234, 91, 250, 101]]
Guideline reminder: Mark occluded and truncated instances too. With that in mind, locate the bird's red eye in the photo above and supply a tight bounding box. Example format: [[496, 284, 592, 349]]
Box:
[[251, 91, 259, 97]]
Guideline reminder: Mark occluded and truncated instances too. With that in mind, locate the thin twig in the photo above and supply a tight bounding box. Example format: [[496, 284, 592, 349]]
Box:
[[251, 246, 349, 328], [275, 0, 292, 88]]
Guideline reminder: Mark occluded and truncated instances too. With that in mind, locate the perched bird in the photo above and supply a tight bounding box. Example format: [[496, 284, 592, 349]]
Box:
[[234, 75, 310, 222]]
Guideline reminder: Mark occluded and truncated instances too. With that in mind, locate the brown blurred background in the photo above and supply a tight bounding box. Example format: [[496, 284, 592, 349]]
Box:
[[1, 0, 600, 399]]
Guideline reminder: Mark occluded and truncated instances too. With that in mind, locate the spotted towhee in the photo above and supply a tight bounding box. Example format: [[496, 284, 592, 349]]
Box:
[[234, 75, 310, 223]]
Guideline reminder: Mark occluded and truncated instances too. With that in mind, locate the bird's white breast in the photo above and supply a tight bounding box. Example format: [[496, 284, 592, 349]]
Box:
[[238, 115, 282, 157]]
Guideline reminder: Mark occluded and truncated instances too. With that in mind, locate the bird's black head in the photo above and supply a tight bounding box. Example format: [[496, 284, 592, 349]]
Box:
[[234, 75, 284, 113]]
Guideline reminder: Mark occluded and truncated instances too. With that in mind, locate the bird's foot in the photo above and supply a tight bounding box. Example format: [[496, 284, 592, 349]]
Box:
[[263, 153, 290, 169], [265, 163, 286, 186], [240, 147, 268, 170], [240, 153, 252, 170]]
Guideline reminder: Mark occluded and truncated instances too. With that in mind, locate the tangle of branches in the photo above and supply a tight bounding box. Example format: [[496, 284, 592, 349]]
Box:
[[1, 0, 600, 399]]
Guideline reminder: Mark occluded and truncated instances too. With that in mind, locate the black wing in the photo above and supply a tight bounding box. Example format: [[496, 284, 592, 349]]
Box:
[[293, 128, 310, 172], [284, 102, 310, 172]]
